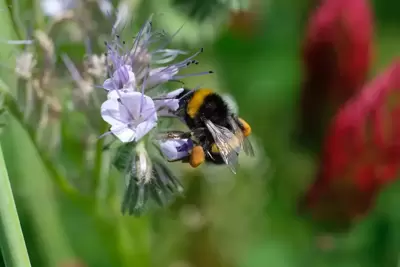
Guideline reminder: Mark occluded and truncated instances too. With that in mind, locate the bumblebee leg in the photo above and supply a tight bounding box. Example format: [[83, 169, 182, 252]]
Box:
[[189, 145, 205, 168], [157, 130, 186, 138], [238, 117, 252, 137], [166, 156, 190, 163]]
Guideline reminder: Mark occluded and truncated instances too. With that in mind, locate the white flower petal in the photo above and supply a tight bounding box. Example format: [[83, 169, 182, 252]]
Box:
[[154, 99, 179, 113], [126, 71, 136, 87], [101, 99, 125, 125], [166, 88, 184, 98], [118, 91, 148, 121], [106, 88, 135, 100], [145, 67, 179, 89], [152, 49, 188, 65], [135, 119, 157, 141], [111, 125, 136, 143], [101, 90, 158, 143], [138, 96, 158, 120], [103, 78, 117, 91], [153, 88, 183, 113], [107, 90, 120, 100]]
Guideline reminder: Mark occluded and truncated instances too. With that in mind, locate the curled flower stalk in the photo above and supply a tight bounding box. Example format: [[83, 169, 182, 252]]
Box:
[[119, 142, 184, 216], [98, 16, 212, 215]]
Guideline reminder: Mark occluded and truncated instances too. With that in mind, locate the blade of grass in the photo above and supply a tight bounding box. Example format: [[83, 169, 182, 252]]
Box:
[[1, 114, 75, 267], [0, 144, 31, 267], [93, 122, 109, 201]]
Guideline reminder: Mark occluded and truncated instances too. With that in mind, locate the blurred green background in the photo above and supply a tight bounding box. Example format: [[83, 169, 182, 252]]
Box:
[[1, 0, 400, 266]]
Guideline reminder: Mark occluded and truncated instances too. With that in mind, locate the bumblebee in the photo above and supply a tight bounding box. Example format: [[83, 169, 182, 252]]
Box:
[[160, 88, 254, 173]]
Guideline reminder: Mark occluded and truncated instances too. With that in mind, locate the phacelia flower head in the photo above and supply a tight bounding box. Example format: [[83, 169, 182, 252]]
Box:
[[103, 15, 212, 93], [298, 0, 373, 148], [301, 60, 400, 230], [98, 15, 213, 216], [99, 15, 213, 144]]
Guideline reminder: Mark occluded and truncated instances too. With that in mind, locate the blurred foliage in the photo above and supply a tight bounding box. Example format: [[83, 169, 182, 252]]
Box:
[[0, 0, 400, 267]]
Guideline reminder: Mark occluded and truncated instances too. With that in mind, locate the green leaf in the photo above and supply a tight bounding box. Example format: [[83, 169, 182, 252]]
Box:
[[0, 143, 31, 267], [1, 114, 74, 266]]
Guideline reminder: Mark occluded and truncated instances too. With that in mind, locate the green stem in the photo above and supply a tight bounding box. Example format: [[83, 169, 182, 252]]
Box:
[[0, 144, 32, 267], [3, 91, 80, 198], [93, 122, 108, 197]]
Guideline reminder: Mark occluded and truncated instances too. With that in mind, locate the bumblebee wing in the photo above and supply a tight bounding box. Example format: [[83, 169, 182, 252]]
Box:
[[242, 138, 255, 157], [230, 116, 255, 157], [228, 117, 244, 144], [205, 120, 240, 174]]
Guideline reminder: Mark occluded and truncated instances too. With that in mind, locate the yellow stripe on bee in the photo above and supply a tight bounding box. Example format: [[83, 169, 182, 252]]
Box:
[[187, 89, 214, 118], [211, 143, 219, 153], [211, 137, 240, 154]]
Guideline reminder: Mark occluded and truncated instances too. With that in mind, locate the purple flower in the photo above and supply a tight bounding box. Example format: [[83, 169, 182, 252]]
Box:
[[104, 16, 213, 91], [102, 64, 136, 91], [159, 138, 194, 161], [101, 91, 157, 142], [153, 88, 184, 116]]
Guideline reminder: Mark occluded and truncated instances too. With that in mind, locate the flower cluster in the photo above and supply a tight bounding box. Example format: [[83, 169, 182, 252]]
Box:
[[99, 16, 212, 215], [299, 0, 400, 230]]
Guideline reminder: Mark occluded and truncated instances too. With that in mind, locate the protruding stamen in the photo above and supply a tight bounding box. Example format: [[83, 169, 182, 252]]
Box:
[[173, 70, 214, 80]]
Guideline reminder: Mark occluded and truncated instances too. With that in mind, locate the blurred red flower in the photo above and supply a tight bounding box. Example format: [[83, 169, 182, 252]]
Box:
[[228, 0, 262, 38], [303, 61, 400, 228], [298, 0, 372, 147]]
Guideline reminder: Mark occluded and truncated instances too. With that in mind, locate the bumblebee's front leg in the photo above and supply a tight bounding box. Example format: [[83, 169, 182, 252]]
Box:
[[166, 156, 189, 163], [157, 130, 193, 140]]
